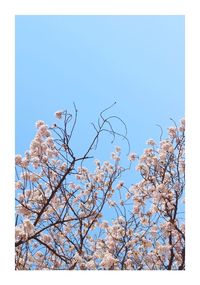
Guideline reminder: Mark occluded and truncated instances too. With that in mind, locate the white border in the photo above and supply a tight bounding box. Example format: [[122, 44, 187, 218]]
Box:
[[2, 0, 187, 15], [0, 0, 199, 284]]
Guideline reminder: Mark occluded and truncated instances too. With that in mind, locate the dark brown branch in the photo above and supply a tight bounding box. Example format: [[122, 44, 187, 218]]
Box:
[[33, 160, 75, 226]]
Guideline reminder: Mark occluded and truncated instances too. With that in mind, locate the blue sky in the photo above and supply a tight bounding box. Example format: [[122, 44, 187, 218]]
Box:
[[16, 15, 184, 172]]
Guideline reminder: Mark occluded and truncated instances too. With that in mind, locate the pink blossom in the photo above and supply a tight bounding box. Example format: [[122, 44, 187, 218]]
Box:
[[35, 120, 45, 129], [142, 239, 152, 248], [20, 172, 31, 181], [100, 252, 117, 269], [128, 152, 137, 161], [168, 127, 177, 138], [179, 118, 185, 132], [94, 159, 100, 166], [23, 219, 34, 236], [126, 192, 131, 199], [116, 181, 124, 189], [133, 205, 140, 214], [20, 158, 29, 168], [109, 200, 116, 207], [42, 234, 51, 243], [32, 157, 40, 168], [15, 181, 23, 189], [55, 110, 63, 119], [100, 221, 109, 229], [15, 154, 22, 165], [159, 151, 166, 161], [38, 124, 48, 135], [124, 259, 132, 270], [117, 216, 125, 224], [86, 260, 96, 270], [15, 226, 23, 239], [146, 139, 156, 146], [150, 225, 157, 237], [115, 146, 121, 152], [111, 152, 120, 161], [74, 253, 83, 263], [29, 173, 39, 182], [60, 162, 67, 171]]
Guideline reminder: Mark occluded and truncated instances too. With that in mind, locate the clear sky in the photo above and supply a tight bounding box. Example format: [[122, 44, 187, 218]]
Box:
[[16, 15, 184, 171]]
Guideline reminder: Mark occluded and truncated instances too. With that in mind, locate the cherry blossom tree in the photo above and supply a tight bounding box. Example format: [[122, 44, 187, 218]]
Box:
[[15, 105, 185, 270]]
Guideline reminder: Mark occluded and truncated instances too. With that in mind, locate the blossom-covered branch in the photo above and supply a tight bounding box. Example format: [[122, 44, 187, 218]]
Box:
[[15, 106, 185, 270]]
